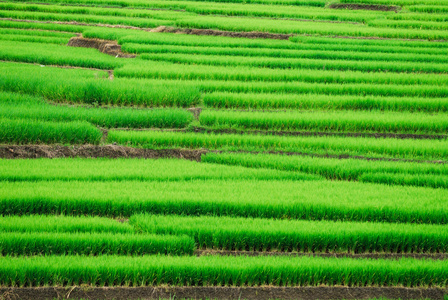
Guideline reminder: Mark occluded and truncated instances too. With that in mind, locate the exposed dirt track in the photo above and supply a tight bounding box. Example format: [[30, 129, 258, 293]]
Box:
[[68, 36, 135, 58], [151, 25, 293, 40], [328, 3, 400, 12], [197, 249, 448, 260], [1, 286, 447, 300], [0, 145, 206, 161]]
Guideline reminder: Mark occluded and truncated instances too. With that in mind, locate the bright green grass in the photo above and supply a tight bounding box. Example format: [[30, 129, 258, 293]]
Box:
[[106, 130, 448, 161], [0, 231, 195, 256], [1, 180, 446, 224], [0, 118, 102, 144], [203, 92, 448, 112], [0, 215, 133, 233], [0, 158, 320, 182], [0, 91, 193, 129], [203, 152, 448, 189], [131, 214, 448, 253], [199, 109, 448, 134], [1, 255, 447, 287]]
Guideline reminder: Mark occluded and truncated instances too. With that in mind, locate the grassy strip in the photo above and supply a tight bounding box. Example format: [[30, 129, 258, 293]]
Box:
[[0, 158, 320, 182], [129, 43, 448, 65], [1, 255, 448, 287], [203, 153, 448, 189], [1, 180, 446, 224], [131, 214, 448, 253], [203, 92, 448, 112], [116, 59, 448, 87], [0, 63, 201, 107], [0, 232, 194, 256], [0, 40, 122, 69], [0, 215, 133, 233], [120, 32, 448, 54], [0, 118, 102, 144], [0, 91, 193, 129], [199, 110, 448, 134], [0, 33, 69, 44], [175, 15, 448, 40], [141, 53, 448, 74], [106, 130, 448, 161]]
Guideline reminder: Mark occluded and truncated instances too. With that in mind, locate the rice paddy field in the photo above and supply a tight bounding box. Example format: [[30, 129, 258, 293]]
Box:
[[0, 0, 447, 298]]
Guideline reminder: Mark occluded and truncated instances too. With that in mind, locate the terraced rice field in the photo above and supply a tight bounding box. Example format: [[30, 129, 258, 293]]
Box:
[[0, 0, 447, 298]]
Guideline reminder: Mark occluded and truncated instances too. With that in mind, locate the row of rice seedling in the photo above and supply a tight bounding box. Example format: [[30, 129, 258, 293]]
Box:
[[0, 118, 102, 144], [0, 215, 133, 233], [0, 157, 319, 182], [0, 19, 90, 32], [0, 40, 123, 69], [175, 15, 448, 40], [119, 31, 448, 54], [106, 130, 448, 161], [0, 231, 194, 256], [199, 110, 448, 134], [369, 19, 448, 31], [409, 4, 448, 13], [203, 92, 448, 112], [131, 214, 448, 253], [141, 52, 448, 74], [2, 179, 446, 224], [203, 153, 448, 189], [0, 63, 201, 107], [0, 33, 69, 44], [117, 59, 448, 87], [339, 0, 448, 6], [0, 91, 193, 129], [1, 255, 447, 287], [0, 8, 175, 29], [130, 43, 448, 65]]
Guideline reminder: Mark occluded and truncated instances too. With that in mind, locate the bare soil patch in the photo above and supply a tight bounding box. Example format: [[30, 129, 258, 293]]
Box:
[[151, 25, 293, 40], [328, 3, 400, 12], [1, 286, 447, 300], [197, 249, 448, 260], [68, 36, 135, 58], [0, 145, 206, 161]]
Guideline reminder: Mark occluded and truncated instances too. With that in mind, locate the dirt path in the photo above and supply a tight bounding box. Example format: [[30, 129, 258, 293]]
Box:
[[1, 286, 447, 300], [328, 3, 400, 12], [68, 36, 135, 58]]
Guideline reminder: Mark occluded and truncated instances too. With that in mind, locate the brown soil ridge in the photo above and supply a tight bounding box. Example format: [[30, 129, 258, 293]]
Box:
[[1, 286, 447, 300], [0, 145, 206, 161], [197, 249, 448, 260], [68, 36, 135, 58], [151, 25, 293, 40], [191, 126, 448, 141], [328, 3, 401, 12]]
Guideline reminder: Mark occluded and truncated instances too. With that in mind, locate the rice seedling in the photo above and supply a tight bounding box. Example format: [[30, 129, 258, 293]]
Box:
[[199, 109, 448, 134], [0, 255, 447, 287], [0, 231, 195, 255], [202, 153, 448, 189], [1, 179, 446, 224], [106, 130, 448, 161], [131, 214, 448, 253]]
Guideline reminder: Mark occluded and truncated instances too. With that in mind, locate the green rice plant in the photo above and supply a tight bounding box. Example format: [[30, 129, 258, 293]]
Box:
[[0, 215, 133, 233], [408, 5, 448, 13], [131, 214, 448, 253], [0, 231, 195, 256], [202, 153, 448, 189], [369, 19, 448, 31], [1, 179, 446, 224], [141, 52, 448, 74], [199, 109, 448, 134], [0, 62, 201, 107], [107, 130, 448, 161], [0, 118, 102, 144], [0, 255, 447, 287], [130, 43, 448, 65], [203, 92, 448, 112], [0, 19, 91, 32], [116, 59, 448, 87], [0, 33, 69, 44], [175, 15, 448, 40], [0, 40, 122, 69], [0, 91, 194, 129], [340, 0, 448, 7], [0, 157, 320, 182]]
